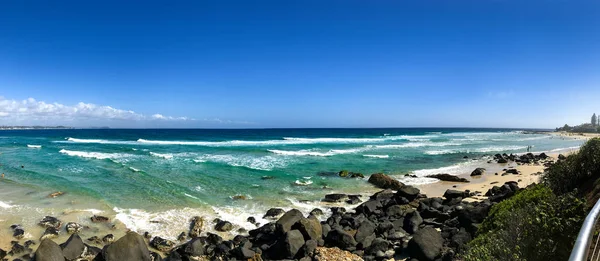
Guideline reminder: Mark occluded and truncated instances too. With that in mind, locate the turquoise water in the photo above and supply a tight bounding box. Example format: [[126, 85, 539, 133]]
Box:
[[0, 128, 584, 238]]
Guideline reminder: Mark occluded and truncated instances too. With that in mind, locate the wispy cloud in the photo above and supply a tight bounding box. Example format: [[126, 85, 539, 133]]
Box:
[[0, 96, 193, 123]]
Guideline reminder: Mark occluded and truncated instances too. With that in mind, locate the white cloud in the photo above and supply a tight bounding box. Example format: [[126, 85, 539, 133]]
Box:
[[0, 96, 191, 123]]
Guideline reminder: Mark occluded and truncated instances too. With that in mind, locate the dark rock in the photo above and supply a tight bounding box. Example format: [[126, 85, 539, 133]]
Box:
[[302, 239, 318, 256], [179, 237, 206, 257], [497, 158, 508, 163], [368, 173, 405, 190], [276, 209, 304, 235], [61, 234, 85, 260], [366, 238, 389, 256], [355, 220, 376, 248], [102, 234, 114, 244], [177, 232, 186, 241], [41, 227, 59, 240], [278, 230, 305, 259], [506, 169, 519, 174], [426, 174, 469, 183], [346, 195, 362, 204], [65, 222, 82, 234], [323, 193, 348, 202], [11, 243, 26, 256], [325, 228, 358, 250], [39, 216, 62, 229], [397, 185, 421, 201], [470, 168, 485, 176], [408, 227, 443, 261], [310, 208, 324, 216], [558, 154, 566, 160], [150, 251, 163, 261], [82, 244, 101, 260], [90, 215, 110, 223], [386, 205, 407, 217], [247, 216, 257, 224], [356, 200, 382, 215], [215, 220, 234, 232], [405, 211, 423, 234], [188, 216, 204, 238], [150, 237, 176, 252], [103, 232, 151, 261], [450, 228, 472, 251], [295, 217, 322, 241], [34, 239, 64, 261], [24, 240, 36, 248], [350, 173, 365, 178], [87, 236, 102, 245], [12, 225, 25, 239], [0, 248, 5, 260], [443, 189, 468, 200], [261, 175, 275, 180], [263, 208, 285, 219]]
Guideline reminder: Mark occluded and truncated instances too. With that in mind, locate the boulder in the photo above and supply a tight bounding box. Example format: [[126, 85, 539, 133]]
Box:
[[103, 232, 151, 261], [65, 222, 82, 234], [215, 221, 234, 232], [339, 170, 349, 177], [278, 230, 305, 259], [61, 234, 85, 260], [90, 215, 110, 223], [325, 228, 357, 250], [295, 217, 322, 241], [150, 237, 176, 252], [263, 208, 285, 219], [354, 220, 376, 248], [276, 209, 304, 235], [310, 208, 324, 216], [35, 239, 64, 261], [0, 248, 5, 260], [408, 227, 443, 261], [426, 174, 469, 183], [39, 216, 62, 229], [41, 227, 59, 240], [12, 225, 25, 239], [189, 216, 204, 238], [179, 237, 206, 257], [443, 189, 468, 200], [470, 168, 485, 176], [397, 185, 420, 200], [497, 158, 508, 163], [405, 211, 423, 234], [323, 194, 348, 203], [368, 173, 405, 190], [247, 216, 257, 224]]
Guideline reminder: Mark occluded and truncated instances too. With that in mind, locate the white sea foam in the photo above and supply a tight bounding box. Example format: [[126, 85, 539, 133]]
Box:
[[424, 145, 527, 155], [194, 154, 288, 171], [0, 200, 13, 208], [27, 144, 42, 148], [129, 167, 141, 172], [372, 141, 460, 149], [59, 149, 129, 160], [64, 137, 135, 145], [149, 152, 174, 159], [268, 149, 333, 157], [114, 207, 209, 240], [184, 193, 200, 200], [294, 179, 313, 186], [363, 154, 389, 158]]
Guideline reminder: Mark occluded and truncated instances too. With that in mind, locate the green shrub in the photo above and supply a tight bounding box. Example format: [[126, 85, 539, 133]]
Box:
[[542, 137, 600, 195], [462, 184, 586, 261]]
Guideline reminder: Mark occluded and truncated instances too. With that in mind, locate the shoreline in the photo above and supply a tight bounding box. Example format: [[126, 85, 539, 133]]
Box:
[[0, 150, 561, 260], [0, 149, 565, 255]]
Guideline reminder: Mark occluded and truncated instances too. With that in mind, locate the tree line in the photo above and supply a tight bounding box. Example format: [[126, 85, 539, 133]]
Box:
[[556, 113, 600, 133]]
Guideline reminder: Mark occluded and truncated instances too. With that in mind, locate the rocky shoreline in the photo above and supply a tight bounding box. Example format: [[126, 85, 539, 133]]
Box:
[[0, 152, 556, 261]]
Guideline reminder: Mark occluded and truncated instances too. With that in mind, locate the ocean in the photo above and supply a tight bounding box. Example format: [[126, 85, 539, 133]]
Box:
[[0, 128, 584, 239]]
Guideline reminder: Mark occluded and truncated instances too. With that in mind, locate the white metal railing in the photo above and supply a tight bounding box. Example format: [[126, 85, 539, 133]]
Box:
[[570, 199, 600, 261]]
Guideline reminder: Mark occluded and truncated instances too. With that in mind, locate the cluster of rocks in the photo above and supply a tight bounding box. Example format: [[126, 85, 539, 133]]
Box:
[[1, 172, 526, 261], [492, 152, 551, 165], [0, 215, 114, 261]]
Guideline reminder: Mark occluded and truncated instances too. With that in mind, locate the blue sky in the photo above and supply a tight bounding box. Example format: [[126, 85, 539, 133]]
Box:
[[0, 1, 599, 128]]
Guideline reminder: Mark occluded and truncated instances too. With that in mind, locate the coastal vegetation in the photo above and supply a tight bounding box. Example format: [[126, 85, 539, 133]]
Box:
[[462, 138, 600, 261]]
